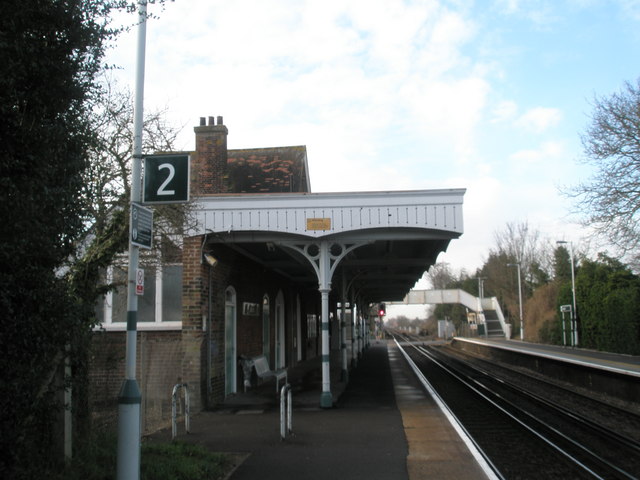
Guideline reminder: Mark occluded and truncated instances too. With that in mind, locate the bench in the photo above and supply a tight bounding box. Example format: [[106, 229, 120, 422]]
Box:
[[252, 355, 288, 393]]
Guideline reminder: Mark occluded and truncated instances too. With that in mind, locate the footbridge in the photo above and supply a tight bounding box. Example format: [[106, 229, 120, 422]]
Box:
[[388, 289, 510, 338]]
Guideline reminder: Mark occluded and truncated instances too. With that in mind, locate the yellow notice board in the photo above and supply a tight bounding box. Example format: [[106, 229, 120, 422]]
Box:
[[306, 218, 331, 231]]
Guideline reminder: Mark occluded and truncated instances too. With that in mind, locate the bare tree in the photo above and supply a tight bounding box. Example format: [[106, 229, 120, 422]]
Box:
[[81, 76, 186, 242], [565, 79, 640, 266], [425, 262, 456, 289], [492, 220, 552, 289], [69, 76, 188, 308], [481, 221, 553, 338]]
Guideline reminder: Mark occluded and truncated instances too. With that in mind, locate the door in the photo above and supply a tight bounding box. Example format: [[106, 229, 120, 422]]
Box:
[[224, 287, 237, 396], [275, 291, 285, 369], [296, 295, 302, 362]]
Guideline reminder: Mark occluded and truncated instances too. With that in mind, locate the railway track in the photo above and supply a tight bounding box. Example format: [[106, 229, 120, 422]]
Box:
[[391, 331, 640, 479]]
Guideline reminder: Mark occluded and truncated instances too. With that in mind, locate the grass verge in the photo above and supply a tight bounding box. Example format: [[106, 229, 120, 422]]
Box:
[[59, 432, 234, 480]]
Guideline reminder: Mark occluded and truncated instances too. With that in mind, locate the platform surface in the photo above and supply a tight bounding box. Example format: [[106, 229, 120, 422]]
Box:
[[148, 340, 493, 479]]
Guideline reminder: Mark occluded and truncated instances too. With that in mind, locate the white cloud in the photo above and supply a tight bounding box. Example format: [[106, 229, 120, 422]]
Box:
[[491, 100, 518, 123], [492, 0, 559, 27], [515, 107, 562, 133], [433, 174, 503, 272], [618, 0, 640, 21], [111, 0, 490, 163], [509, 140, 564, 165]]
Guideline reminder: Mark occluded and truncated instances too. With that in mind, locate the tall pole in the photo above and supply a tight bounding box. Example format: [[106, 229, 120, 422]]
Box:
[[477, 277, 485, 299], [569, 243, 578, 347], [117, 2, 147, 479], [507, 263, 524, 340], [557, 241, 578, 347]]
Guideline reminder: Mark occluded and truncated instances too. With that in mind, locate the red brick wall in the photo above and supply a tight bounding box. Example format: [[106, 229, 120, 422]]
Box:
[[181, 236, 208, 412], [139, 331, 183, 432], [88, 331, 125, 431], [88, 330, 182, 433]]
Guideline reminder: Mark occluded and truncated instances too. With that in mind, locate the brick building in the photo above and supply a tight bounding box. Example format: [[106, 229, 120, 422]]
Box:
[[90, 116, 466, 433]]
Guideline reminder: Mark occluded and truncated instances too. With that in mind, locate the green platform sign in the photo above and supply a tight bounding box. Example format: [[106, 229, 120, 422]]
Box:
[[143, 154, 190, 204]]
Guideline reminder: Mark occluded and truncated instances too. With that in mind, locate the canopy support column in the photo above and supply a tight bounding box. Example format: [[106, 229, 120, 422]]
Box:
[[281, 240, 366, 408], [318, 241, 332, 408], [340, 270, 348, 383]]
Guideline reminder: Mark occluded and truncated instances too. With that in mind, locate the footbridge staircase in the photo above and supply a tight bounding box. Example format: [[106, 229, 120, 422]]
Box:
[[390, 289, 510, 338]]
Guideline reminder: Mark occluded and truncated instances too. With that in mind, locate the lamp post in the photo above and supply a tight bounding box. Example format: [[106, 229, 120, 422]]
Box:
[[476, 277, 486, 337], [476, 276, 486, 299], [556, 241, 578, 347], [507, 263, 524, 341], [117, 2, 147, 478]]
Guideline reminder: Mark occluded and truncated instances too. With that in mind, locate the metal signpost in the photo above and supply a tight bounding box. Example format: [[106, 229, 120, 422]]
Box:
[[117, 2, 147, 478], [116, 6, 192, 478], [507, 263, 524, 340]]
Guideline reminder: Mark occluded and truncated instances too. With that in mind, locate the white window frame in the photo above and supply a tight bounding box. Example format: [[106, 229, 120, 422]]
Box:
[[97, 263, 182, 331]]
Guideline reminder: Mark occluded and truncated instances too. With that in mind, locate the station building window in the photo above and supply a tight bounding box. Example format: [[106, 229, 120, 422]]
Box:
[[96, 263, 183, 330]]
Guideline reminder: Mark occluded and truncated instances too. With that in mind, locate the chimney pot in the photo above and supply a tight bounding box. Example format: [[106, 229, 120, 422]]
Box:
[[199, 117, 206, 126], [208, 116, 215, 126], [217, 116, 223, 125]]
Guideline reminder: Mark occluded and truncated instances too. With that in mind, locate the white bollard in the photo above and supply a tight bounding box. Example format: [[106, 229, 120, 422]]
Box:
[[280, 384, 293, 440]]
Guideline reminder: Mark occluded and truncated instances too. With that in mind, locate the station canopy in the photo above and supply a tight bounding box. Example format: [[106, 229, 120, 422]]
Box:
[[192, 188, 465, 306]]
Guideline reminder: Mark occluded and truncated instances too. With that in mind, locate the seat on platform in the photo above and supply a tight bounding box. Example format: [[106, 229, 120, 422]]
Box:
[[252, 355, 288, 393]]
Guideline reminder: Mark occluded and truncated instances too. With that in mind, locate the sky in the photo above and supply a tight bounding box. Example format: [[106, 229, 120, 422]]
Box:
[[106, 0, 640, 315]]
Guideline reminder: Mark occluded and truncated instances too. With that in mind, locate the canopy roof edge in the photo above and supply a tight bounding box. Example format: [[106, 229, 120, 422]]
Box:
[[189, 188, 466, 239]]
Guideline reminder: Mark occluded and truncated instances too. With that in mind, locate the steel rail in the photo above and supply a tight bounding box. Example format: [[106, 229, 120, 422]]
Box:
[[418, 344, 638, 479], [431, 345, 640, 454], [395, 333, 637, 479]]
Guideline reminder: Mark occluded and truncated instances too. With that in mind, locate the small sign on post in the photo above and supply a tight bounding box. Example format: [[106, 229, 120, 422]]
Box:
[[131, 203, 153, 249], [135, 268, 144, 296]]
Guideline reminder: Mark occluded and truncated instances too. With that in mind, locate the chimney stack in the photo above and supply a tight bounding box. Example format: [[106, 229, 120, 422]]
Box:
[[193, 115, 229, 195]]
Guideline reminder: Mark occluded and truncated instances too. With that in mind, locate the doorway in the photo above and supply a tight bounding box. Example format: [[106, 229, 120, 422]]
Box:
[[275, 291, 285, 369], [224, 286, 237, 396]]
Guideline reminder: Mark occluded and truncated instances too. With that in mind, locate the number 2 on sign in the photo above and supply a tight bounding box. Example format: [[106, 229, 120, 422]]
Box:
[[157, 163, 175, 196]]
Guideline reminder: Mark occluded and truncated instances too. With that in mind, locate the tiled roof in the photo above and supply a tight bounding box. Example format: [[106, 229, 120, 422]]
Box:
[[227, 146, 311, 194]]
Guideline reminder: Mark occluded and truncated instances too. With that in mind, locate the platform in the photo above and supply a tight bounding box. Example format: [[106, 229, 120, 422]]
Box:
[[450, 337, 640, 412], [147, 340, 494, 479], [454, 337, 640, 373]]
